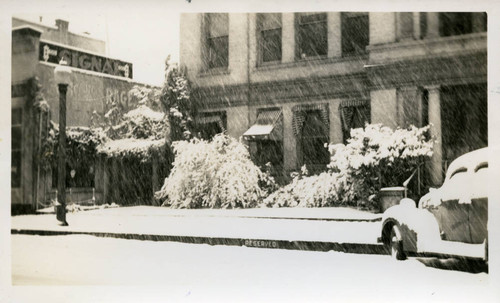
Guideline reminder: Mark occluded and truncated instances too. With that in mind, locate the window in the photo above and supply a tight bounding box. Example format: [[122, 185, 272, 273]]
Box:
[[196, 111, 227, 140], [398, 12, 414, 40], [439, 13, 472, 37], [419, 12, 428, 39], [296, 12, 327, 59], [301, 110, 330, 168], [439, 13, 486, 37], [339, 100, 370, 143], [441, 84, 487, 164], [341, 12, 369, 56], [52, 162, 95, 188], [205, 13, 229, 69], [255, 140, 283, 168], [421, 89, 429, 127], [258, 13, 282, 64], [11, 108, 22, 188]]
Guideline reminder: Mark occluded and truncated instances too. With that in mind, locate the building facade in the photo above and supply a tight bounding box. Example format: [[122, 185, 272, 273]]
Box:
[[11, 18, 151, 214], [180, 12, 487, 185]]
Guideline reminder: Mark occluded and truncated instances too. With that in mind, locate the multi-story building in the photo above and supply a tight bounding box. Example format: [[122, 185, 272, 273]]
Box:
[[11, 17, 152, 214], [180, 12, 487, 185]]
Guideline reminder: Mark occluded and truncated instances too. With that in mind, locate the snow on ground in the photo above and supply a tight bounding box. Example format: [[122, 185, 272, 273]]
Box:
[[11, 234, 492, 303], [11, 206, 382, 244], [64, 205, 381, 220]]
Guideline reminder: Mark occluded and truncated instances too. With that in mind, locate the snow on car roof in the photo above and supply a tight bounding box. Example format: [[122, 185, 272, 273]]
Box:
[[445, 147, 488, 180]]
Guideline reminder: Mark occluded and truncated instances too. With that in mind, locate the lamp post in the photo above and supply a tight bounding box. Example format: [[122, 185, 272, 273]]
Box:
[[54, 59, 72, 226]]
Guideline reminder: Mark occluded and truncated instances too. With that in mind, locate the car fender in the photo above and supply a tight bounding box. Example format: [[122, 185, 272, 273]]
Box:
[[381, 201, 441, 253]]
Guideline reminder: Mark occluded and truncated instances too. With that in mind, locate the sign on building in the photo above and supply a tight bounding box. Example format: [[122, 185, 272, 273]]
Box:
[[39, 41, 133, 79]]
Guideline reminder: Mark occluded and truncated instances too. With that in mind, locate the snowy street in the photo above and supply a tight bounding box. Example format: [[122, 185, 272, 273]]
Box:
[[11, 234, 492, 302]]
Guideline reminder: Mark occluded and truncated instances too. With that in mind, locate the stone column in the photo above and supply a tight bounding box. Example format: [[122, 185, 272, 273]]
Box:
[[327, 13, 341, 58], [413, 12, 421, 39], [282, 13, 295, 63], [426, 85, 443, 185], [426, 13, 440, 38], [282, 104, 297, 173], [329, 99, 343, 144]]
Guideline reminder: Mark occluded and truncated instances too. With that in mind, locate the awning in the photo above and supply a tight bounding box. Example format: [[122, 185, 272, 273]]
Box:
[[243, 109, 283, 141], [292, 103, 329, 136]]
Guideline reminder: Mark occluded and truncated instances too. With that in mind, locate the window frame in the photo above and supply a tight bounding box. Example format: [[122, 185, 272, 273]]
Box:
[[196, 111, 227, 140], [295, 12, 328, 60], [257, 13, 282, 65], [300, 109, 330, 168], [341, 12, 369, 57], [204, 13, 229, 70]]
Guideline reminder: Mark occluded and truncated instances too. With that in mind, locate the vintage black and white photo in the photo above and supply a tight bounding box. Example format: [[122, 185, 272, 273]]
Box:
[[2, 0, 499, 302]]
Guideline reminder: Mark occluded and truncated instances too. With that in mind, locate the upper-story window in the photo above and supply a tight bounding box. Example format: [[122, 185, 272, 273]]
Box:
[[397, 12, 414, 40], [439, 13, 486, 37], [257, 13, 282, 64], [296, 12, 328, 59], [341, 12, 369, 56], [205, 13, 229, 69]]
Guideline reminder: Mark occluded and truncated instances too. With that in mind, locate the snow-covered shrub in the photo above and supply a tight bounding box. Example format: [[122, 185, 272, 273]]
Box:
[[262, 170, 345, 208], [155, 134, 276, 209], [263, 124, 433, 210], [328, 124, 434, 208]]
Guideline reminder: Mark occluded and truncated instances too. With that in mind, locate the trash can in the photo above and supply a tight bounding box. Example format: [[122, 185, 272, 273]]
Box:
[[378, 187, 405, 213]]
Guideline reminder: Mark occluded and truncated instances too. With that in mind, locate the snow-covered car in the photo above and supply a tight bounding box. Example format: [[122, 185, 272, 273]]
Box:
[[378, 148, 488, 261]]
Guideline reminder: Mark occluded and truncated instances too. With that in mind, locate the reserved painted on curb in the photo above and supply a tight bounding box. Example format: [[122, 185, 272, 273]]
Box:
[[244, 239, 279, 248]]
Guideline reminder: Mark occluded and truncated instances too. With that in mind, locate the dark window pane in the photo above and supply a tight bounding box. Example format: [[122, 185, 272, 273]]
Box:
[[200, 122, 223, 140], [302, 137, 329, 166], [420, 12, 428, 39], [262, 29, 282, 62], [208, 36, 229, 68], [11, 150, 21, 187], [301, 110, 329, 166], [207, 13, 229, 37], [297, 13, 328, 58], [342, 13, 369, 56], [399, 12, 414, 39], [441, 84, 487, 164], [12, 126, 22, 150], [439, 13, 473, 37], [256, 140, 283, 167], [205, 13, 229, 69], [259, 13, 281, 30], [302, 111, 328, 137], [299, 22, 327, 57], [12, 108, 22, 125], [197, 112, 227, 140], [341, 105, 370, 143]]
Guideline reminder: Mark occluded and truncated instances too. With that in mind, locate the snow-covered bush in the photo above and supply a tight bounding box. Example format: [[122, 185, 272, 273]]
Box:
[[155, 134, 275, 209], [328, 124, 434, 208], [263, 124, 433, 210], [262, 170, 345, 208]]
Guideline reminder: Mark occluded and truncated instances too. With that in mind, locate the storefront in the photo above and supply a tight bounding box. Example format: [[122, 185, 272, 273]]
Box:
[[11, 23, 151, 214]]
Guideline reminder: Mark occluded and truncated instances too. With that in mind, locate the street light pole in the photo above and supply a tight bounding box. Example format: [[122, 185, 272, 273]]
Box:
[[54, 59, 72, 226]]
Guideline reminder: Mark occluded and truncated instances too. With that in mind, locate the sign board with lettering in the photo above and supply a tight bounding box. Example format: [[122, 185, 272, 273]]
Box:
[[39, 41, 133, 79]]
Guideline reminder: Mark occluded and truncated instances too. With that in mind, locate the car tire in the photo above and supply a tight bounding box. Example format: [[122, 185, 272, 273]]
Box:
[[389, 225, 407, 261]]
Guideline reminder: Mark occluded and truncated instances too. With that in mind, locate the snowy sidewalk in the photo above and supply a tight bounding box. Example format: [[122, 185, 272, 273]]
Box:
[[11, 206, 385, 253]]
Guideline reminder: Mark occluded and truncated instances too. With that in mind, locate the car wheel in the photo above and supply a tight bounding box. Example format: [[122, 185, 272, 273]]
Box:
[[389, 225, 407, 261]]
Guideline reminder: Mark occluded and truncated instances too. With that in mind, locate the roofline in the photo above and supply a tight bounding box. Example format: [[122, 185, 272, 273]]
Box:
[[12, 16, 106, 43], [12, 25, 43, 34]]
